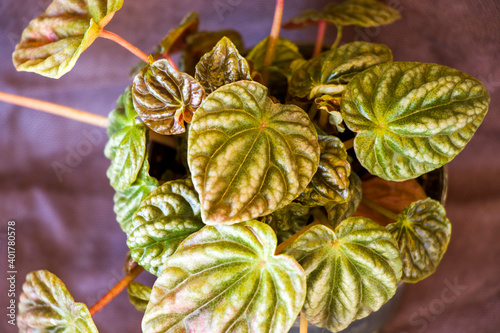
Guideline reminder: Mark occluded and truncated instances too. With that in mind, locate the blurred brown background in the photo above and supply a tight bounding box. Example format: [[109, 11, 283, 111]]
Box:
[[0, 0, 499, 332]]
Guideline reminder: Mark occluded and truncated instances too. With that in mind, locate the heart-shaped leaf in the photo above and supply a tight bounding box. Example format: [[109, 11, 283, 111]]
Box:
[[128, 281, 152, 312], [18, 270, 98, 333], [127, 179, 205, 276], [132, 59, 206, 135], [341, 62, 490, 181], [323, 0, 401, 27], [159, 12, 199, 55], [12, 0, 123, 78], [289, 42, 392, 99], [195, 37, 252, 94], [246, 37, 303, 79], [261, 202, 311, 244], [387, 198, 451, 283], [142, 221, 306, 333], [188, 80, 320, 224], [326, 171, 362, 227], [283, 218, 402, 332], [297, 135, 350, 206], [113, 158, 158, 232]]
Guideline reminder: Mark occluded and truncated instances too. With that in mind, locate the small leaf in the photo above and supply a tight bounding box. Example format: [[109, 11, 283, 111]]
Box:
[[12, 0, 123, 78], [323, 0, 401, 27], [107, 87, 139, 138], [283, 9, 324, 29], [132, 59, 206, 135], [297, 135, 350, 206], [195, 37, 252, 94], [113, 158, 158, 233], [262, 202, 311, 243], [387, 198, 451, 283], [289, 42, 392, 99], [142, 221, 306, 333], [128, 281, 152, 312], [283, 218, 402, 332], [127, 179, 205, 276], [188, 80, 320, 224], [18, 270, 98, 333], [315, 95, 345, 133], [159, 12, 199, 55], [326, 171, 362, 227], [341, 62, 490, 181], [246, 37, 304, 79]]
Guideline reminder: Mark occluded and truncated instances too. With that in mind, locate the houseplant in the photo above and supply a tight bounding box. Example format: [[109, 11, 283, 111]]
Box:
[[0, 0, 491, 332]]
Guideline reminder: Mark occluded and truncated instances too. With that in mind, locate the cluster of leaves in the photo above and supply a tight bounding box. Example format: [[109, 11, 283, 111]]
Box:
[[15, 0, 490, 333]]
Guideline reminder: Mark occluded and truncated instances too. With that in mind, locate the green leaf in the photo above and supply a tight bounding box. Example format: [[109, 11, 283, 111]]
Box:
[[283, 218, 402, 332], [188, 80, 320, 224], [128, 281, 152, 312], [12, 0, 123, 78], [127, 179, 205, 276], [159, 12, 199, 55], [113, 158, 158, 233], [341, 62, 490, 181], [297, 135, 351, 206], [325, 171, 362, 227], [246, 37, 304, 79], [315, 95, 345, 133], [107, 87, 138, 138], [142, 221, 306, 333], [18, 270, 98, 333], [132, 59, 206, 135], [283, 9, 324, 29], [323, 0, 401, 27], [387, 198, 451, 283], [261, 202, 311, 244], [289, 42, 392, 99], [195, 37, 252, 94], [105, 122, 147, 191]]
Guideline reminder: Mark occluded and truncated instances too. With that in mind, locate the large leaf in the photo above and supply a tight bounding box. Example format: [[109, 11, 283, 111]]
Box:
[[132, 59, 206, 135], [323, 0, 401, 27], [159, 12, 199, 55], [128, 281, 152, 312], [283, 218, 402, 332], [387, 198, 451, 283], [188, 80, 320, 224], [12, 0, 123, 78], [246, 37, 303, 79], [113, 158, 158, 232], [142, 221, 306, 333], [297, 135, 350, 206], [195, 37, 252, 94], [341, 62, 490, 181], [18, 270, 98, 333], [127, 179, 205, 276], [289, 42, 392, 99], [326, 171, 362, 227]]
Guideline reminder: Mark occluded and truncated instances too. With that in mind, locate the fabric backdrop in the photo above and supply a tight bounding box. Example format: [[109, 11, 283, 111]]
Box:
[[0, 0, 499, 332]]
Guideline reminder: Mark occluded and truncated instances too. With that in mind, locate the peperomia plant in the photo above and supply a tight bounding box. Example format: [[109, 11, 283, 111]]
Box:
[[3, 0, 490, 332]]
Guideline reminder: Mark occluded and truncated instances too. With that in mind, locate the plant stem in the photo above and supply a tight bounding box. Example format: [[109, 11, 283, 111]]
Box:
[[313, 20, 327, 57], [0, 90, 176, 148], [361, 197, 399, 221], [342, 138, 354, 150], [262, 0, 285, 84], [99, 29, 149, 63], [318, 108, 329, 130], [89, 263, 144, 316], [300, 312, 308, 333], [331, 25, 343, 51]]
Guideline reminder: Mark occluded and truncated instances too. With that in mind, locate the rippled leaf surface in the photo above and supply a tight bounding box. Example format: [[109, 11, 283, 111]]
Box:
[[195, 37, 252, 94], [387, 198, 451, 283], [142, 221, 306, 333], [128, 281, 152, 312], [188, 80, 320, 224], [323, 0, 400, 27], [297, 135, 350, 206], [326, 171, 362, 227], [12, 0, 123, 78], [262, 202, 311, 244], [283, 218, 402, 332], [342, 62, 490, 181], [18, 270, 98, 333], [289, 42, 392, 98], [127, 179, 205, 276], [132, 59, 206, 135], [159, 12, 198, 55]]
